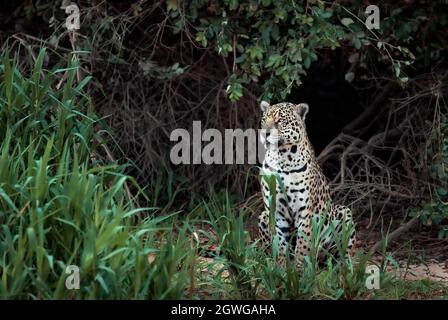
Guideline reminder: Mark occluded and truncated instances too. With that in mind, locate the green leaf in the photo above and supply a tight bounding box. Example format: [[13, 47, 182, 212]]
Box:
[[341, 18, 354, 26], [229, 0, 239, 10], [321, 10, 333, 19], [436, 187, 448, 197], [248, 46, 264, 60], [226, 80, 244, 102], [266, 53, 282, 68], [195, 31, 208, 47], [352, 36, 362, 49], [166, 0, 178, 12], [304, 57, 311, 69], [271, 25, 280, 40]]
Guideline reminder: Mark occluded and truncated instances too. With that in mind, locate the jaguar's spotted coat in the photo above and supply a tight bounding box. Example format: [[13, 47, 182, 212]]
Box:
[[258, 101, 356, 268]]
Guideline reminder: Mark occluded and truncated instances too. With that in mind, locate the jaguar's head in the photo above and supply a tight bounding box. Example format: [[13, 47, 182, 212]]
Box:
[[260, 101, 309, 148]]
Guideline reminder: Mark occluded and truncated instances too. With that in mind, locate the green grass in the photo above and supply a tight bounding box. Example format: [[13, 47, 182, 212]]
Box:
[[0, 47, 446, 300], [0, 48, 192, 299]]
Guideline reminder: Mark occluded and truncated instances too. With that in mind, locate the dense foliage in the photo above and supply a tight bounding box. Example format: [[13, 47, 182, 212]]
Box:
[[0, 49, 193, 298], [412, 115, 448, 239], [168, 0, 447, 101]]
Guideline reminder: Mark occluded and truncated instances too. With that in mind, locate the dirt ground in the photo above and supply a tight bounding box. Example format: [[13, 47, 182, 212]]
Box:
[[350, 215, 448, 283], [390, 260, 448, 283]]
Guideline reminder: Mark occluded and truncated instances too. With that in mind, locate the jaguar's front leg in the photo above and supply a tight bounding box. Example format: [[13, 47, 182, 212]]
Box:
[[259, 208, 293, 267], [258, 209, 270, 250], [274, 218, 292, 267], [335, 205, 357, 259], [294, 214, 312, 269]]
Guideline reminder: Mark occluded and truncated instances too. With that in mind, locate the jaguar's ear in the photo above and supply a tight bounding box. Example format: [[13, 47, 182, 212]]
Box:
[[294, 103, 309, 120], [260, 100, 270, 113]]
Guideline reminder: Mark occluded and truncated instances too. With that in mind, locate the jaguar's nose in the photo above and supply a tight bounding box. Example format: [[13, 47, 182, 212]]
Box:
[[277, 138, 284, 146]]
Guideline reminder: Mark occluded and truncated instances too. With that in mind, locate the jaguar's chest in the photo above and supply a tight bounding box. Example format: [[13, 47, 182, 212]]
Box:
[[261, 149, 312, 219]]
